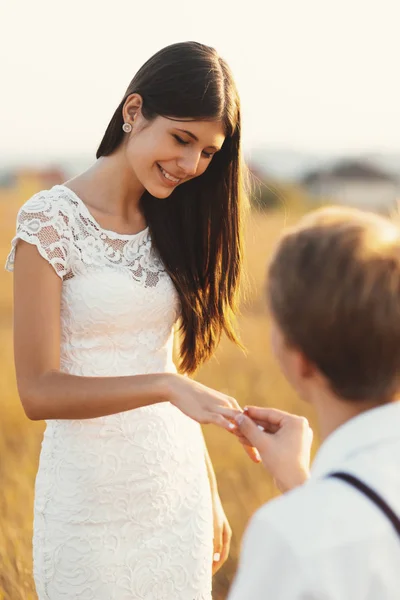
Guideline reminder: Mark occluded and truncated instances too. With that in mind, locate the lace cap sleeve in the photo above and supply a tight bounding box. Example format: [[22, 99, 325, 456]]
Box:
[[5, 191, 74, 279]]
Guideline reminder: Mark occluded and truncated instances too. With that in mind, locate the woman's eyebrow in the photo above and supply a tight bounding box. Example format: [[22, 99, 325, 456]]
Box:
[[176, 128, 198, 141]]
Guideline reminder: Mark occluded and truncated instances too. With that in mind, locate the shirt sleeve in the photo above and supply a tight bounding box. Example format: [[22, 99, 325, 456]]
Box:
[[5, 192, 73, 279], [228, 507, 316, 600]]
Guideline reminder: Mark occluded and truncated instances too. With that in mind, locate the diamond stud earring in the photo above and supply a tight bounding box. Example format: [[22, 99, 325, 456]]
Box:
[[122, 123, 132, 133]]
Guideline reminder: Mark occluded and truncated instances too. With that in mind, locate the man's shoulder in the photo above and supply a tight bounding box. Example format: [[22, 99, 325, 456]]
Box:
[[249, 477, 381, 558]]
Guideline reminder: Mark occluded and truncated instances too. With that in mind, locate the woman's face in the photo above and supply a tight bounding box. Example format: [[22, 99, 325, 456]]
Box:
[[124, 112, 226, 198]]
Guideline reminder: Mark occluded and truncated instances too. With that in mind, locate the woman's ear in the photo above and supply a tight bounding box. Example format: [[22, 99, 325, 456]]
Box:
[[122, 93, 143, 126]]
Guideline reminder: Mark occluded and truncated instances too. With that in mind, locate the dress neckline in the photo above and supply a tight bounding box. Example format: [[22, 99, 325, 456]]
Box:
[[54, 184, 150, 241]]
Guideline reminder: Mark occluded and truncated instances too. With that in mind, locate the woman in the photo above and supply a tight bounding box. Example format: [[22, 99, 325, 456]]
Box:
[[6, 42, 250, 599]]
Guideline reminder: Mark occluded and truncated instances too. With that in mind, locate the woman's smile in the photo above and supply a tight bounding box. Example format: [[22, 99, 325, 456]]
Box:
[[157, 163, 182, 186]]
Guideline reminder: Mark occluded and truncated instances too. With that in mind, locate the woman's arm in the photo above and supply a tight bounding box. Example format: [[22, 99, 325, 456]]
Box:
[[13, 241, 241, 426]]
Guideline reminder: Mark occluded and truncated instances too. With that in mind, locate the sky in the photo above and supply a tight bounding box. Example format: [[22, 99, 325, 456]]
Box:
[[1, 0, 399, 166]]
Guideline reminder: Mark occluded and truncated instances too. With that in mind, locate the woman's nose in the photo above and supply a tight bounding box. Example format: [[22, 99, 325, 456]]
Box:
[[176, 151, 200, 177]]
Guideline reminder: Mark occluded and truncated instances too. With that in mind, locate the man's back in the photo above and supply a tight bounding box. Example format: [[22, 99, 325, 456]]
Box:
[[229, 402, 400, 600]]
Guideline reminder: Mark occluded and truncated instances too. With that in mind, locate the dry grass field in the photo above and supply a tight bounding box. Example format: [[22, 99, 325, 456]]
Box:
[[0, 186, 319, 600]]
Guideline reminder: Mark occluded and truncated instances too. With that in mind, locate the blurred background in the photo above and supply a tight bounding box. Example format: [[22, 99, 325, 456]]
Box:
[[1, 0, 399, 598]]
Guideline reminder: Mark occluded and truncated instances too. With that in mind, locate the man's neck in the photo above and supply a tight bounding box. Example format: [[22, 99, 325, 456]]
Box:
[[312, 389, 393, 443]]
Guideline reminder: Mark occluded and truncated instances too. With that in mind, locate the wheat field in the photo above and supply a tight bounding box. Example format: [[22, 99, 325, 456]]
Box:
[[0, 186, 318, 600]]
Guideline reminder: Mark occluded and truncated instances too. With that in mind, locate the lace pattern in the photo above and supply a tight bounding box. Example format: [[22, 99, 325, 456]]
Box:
[[6, 185, 167, 288]]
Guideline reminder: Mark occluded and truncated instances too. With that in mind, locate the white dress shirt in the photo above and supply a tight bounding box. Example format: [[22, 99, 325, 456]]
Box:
[[228, 401, 400, 600]]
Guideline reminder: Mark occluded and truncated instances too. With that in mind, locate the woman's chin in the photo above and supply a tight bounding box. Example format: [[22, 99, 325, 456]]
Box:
[[145, 184, 177, 199]]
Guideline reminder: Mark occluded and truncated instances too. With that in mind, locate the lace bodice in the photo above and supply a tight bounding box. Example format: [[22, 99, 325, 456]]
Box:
[[6, 186, 213, 600], [6, 185, 180, 377]]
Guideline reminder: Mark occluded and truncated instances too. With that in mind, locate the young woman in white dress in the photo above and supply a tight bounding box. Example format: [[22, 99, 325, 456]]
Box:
[[6, 41, 253, 600]]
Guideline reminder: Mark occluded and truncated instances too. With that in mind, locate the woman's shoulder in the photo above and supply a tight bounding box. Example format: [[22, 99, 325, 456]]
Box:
[[17, 184, 78, 223], [6, 185, 79, 278]]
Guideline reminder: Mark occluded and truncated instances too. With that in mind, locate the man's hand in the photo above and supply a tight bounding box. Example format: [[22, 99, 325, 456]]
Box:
[[235, 406, 313, 492]]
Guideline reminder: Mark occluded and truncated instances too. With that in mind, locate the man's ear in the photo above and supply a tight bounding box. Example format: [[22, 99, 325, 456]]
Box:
[[293, 347, 316, 380]]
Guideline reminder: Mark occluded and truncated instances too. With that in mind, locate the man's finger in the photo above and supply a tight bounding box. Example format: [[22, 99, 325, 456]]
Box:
[[253, 419, 280, 434], [244, 406, 288, 426], [235, 413, 266, 446], [232, 416, 278, 439]]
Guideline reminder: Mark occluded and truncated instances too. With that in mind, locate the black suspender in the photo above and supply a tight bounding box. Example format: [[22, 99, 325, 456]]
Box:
[[329, 472, 400, 538]]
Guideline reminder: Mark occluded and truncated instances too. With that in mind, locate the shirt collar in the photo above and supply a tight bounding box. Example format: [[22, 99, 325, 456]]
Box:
[[311, 401, 400, 479]]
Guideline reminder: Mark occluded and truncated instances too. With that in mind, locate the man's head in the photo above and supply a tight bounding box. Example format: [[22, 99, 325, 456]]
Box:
[[267, 206, 400, 406]]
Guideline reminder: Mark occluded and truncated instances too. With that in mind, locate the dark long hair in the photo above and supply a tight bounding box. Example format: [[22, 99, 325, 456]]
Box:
[[97, 41, 247, 374]]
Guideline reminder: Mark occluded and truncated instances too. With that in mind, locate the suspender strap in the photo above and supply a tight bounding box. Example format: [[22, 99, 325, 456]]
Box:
[[329, 472, 400, 537]]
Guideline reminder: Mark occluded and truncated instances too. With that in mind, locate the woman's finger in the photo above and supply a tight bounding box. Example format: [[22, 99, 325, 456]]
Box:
[[229, 428, 256, 445], [225, 395, 242, 411], [219, 521, 231, 565], [213, 533, 223, 574], [242, 444, 261, 463], [231, 430, 249, 442], [232, 431, 254, 446], [228, 428, 261, 462], [214, 405, 243, 421], [208, 413, 238, 432], [238, 438, 261, 462]]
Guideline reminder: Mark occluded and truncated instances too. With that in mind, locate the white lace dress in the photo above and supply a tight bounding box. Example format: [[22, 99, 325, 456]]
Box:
[[6, 185, 214, 600]]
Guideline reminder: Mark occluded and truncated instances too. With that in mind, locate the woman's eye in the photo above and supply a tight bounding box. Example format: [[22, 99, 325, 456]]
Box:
[[173, 135, 189, 145], [173, 134, 214, 159]]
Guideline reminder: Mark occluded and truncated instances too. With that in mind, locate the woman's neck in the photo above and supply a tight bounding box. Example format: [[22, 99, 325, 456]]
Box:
[[66, 151, 146, 224]]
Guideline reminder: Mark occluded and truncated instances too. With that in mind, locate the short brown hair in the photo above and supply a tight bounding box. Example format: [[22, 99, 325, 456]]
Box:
[[267, 206, 400, 402]]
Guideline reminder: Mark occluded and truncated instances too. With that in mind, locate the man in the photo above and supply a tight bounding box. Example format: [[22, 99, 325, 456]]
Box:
[[229, 207, 400, 599]]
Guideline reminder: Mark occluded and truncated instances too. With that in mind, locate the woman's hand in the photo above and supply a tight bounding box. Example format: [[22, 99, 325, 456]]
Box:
[[165, 373, 242, 431], [235, 406, 313, 492], [231, 429, 262, 463], [211, 491, 232, 575]]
